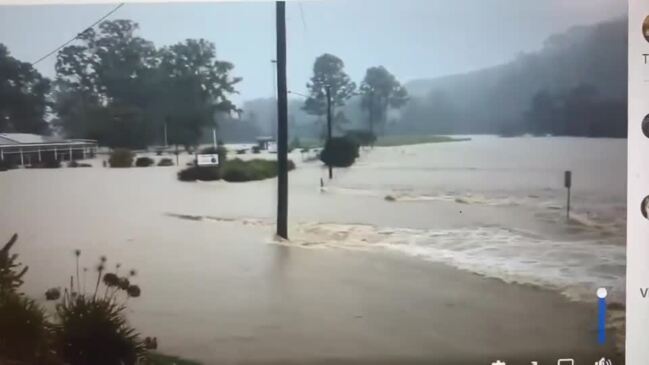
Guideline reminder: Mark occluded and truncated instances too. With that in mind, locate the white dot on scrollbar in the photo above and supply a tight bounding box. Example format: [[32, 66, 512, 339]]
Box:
[[597, 288, 608, 299]]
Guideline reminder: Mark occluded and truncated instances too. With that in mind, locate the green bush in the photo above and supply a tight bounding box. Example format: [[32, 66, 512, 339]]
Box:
[[177, 159, 296, 183], [68, 161, 92, 168], [177, 166, 220, 182], [0, 159, 17, 171], [135, 157, 154, 167], [157, 158, 174, 166], [0, 234, 51, 363], [28, 158, 62, 169], [109, 149, 134, 168], [0, 294, 51, 363], [220, 159, 295, 182], [51, 255, 145, 365], [0, 234, 27, 295], [320, 137, 360, 167], [55, 295, 144, 365]]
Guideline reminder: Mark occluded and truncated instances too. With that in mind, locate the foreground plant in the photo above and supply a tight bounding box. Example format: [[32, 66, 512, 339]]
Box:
[[0, 233, 28, 295], [0, 234, 55, 363], [48, 253, 146, 365]]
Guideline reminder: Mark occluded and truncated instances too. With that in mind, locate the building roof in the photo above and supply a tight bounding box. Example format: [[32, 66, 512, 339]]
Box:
[[0, 133, 64, 145]]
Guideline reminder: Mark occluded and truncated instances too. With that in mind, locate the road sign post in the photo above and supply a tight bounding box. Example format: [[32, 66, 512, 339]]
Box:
[[564, 170, 572, 220]]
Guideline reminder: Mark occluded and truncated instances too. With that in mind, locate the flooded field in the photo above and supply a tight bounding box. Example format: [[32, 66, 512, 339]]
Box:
[[0, 136, 626, 363]]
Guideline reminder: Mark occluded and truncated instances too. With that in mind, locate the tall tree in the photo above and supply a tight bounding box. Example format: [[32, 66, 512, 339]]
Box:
[[0, 44, 51, 134], [53, 20, 157, 147], [359, 66, 408, 134], [53, 20, 240, 149], [302, 53, 355, 135], [152, 39, 241, 148]]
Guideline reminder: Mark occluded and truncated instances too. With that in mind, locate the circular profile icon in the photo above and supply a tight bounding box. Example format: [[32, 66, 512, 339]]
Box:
[[643, 114, 649, 138], [642, 196, 649, 220], [644, 15, 649, 42]]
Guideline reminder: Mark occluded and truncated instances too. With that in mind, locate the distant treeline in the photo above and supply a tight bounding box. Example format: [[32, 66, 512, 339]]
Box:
[[1, 16, 629, 146], [398, 17, 627, 138]]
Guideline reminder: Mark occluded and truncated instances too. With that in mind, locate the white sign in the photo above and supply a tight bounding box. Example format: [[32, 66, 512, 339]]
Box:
[[196, 154, 219, 166], [267, 141, 278, 153]]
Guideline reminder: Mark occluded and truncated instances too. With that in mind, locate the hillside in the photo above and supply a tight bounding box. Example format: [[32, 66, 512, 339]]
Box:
[[399, 18, 627, 136]]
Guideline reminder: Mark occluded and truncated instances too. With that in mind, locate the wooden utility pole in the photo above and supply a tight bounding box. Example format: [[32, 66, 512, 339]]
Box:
[[326, 85, 333, 179], [275, 1, 289, 239]]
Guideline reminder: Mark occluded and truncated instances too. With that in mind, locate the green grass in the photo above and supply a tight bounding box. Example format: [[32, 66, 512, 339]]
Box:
[[146, 352, 202, 365], [373, 135, 471, 146]]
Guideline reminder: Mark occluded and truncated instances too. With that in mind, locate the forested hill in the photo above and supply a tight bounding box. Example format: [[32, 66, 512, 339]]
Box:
[[399, 17, 627, 137]]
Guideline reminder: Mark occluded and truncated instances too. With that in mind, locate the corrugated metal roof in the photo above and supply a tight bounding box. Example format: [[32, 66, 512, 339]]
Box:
[[0, 133, 64, 145]]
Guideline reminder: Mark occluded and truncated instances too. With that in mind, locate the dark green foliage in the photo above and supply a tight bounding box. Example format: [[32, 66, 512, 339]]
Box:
[[220, 159, 295, 182], [345, 130, 377, 146], [46, 288, 61, 300], [0, 159, 17, 171], [0, 234, 52, 364], [525, 84, 627, 138], [320, 137, 359, 167], [109, 148, 134, 168], [53, 20, 240, 148], [135, 157, 154, 167], [303, 54, 356, 119], [360, 66, 408, 134], [0, 294, 52, 363], [68, 160, 92, 168], [55, 295, 144, 365], [28, 158, 62, 169], [157, 158, 174, 166], [0, 234, 28, 295], [177, 159, 295, 182], [177, 166, 220, 182], [0, 44, 51, 134]]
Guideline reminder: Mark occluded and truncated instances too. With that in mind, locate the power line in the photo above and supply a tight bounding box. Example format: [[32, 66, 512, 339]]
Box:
[[298, 2, 307, 33], [31, 2, 125, 66]]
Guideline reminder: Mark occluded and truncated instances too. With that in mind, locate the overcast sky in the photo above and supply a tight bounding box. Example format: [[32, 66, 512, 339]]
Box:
[[0, 0, 626, 104]]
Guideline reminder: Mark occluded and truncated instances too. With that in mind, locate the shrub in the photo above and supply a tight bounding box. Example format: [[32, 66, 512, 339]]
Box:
[[345, 130, 377, 146], [55, 295, 144, 365], [220, 159, 295, 182], [320, 136, 360, 167], [0, 234, 27, 295], [177, 166, 220, 182], [50, 254, 146, 365], [28, 158, 62, 169], [0, 159, 17, 171], [0, 234, 51, 363], [68, 161, 92, 168], [0, 294, 51, 363], [135, 157, 154, 167], [109, 149, 134, 168], [157, 158, 174, 166]]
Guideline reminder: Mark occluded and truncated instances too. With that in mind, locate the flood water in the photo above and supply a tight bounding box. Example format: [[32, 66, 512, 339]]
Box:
[[0, 136, 627, 301]]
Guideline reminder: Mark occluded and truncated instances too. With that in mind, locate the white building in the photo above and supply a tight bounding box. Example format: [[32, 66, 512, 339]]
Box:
[[0, 133, 98, 166]]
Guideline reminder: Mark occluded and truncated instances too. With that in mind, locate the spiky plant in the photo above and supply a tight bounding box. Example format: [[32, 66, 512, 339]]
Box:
[[0, 234, 28, 295], [0, 234, 56, 364], [49, 255, 146, 365], [55, 294, 144, 365], [0, 293, 53, 362]]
